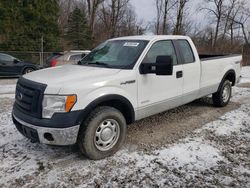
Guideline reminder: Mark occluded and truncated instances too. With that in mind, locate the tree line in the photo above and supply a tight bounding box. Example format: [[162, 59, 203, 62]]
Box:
[[153, 0, 250, 53], [0, 0, 249, 54], [0, 0, 144, 52]]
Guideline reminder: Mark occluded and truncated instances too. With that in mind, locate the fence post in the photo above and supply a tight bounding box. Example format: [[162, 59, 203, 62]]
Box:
[[40, 36, 44, 67]]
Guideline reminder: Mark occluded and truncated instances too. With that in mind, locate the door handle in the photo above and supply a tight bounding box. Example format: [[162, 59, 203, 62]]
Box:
[[176, 71, 183, 78]]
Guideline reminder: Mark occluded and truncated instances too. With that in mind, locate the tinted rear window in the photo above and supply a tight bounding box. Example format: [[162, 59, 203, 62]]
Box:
[[177, 40, 195, 64]]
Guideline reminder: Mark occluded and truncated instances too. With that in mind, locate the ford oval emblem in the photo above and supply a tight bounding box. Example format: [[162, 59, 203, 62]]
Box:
[[17, 91, 23, 101]]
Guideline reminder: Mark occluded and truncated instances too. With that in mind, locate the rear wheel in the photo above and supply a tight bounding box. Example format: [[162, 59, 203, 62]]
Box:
[[22, 67, 35, 75], [212, 80, 232, 107], [78, 106, 127, 160]]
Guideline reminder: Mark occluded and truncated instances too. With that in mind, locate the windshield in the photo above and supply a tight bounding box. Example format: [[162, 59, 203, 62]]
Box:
[[79, 40, 148, 69]]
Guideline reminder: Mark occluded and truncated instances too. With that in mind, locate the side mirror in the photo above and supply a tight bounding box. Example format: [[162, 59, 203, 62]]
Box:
[[139, 55, 173, 76], [13, 59, 20, 64]]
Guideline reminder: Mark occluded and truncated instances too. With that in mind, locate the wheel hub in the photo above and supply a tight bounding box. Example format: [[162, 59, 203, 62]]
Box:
[[94, 119, 120, 151], [100, 127, 113, 141], [222, 85, 230, 102]]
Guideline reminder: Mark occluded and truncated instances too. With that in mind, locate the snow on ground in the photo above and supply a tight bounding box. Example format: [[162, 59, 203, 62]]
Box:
[[0, 84, 16, 94], [1, 92, 249, 187], [0, 68, 249, 187], [202, 104, 250, 136], [0, 94, 15, 99], [240, 66, 250, 83]]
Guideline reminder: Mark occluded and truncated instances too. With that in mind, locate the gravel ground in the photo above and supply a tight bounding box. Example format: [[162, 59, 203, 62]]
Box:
[[0, 68, 249, 187]]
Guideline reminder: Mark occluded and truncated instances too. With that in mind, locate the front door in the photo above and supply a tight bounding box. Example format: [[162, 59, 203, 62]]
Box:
[[137, 40, 183, 120]]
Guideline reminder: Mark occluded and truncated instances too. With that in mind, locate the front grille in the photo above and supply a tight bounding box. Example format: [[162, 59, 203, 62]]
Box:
[[15, 77, 47, 118]]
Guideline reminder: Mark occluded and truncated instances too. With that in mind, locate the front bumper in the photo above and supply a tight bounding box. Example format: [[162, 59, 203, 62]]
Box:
[[13, 114, 80, 145]]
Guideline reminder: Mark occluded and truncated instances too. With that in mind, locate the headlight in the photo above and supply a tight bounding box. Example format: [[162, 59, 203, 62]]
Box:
[[42, 95, 77, 118]]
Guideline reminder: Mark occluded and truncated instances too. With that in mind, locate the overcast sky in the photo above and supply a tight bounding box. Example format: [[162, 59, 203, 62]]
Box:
[[131, 0, 156, 23], [130, 0, 250, 33], [130, 0, 205, 27]]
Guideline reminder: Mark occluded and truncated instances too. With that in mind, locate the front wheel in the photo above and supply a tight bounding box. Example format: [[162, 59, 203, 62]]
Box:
[[212, 80, 232, 107], [22, 67, 35, 75], [78, 106, 127, 160]]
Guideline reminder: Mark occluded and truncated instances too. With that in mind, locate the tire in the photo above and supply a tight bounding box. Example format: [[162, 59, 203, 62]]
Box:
[[212, 80, 232, 107], [78, 106, 127, 160], [22, 67, 35, 75]]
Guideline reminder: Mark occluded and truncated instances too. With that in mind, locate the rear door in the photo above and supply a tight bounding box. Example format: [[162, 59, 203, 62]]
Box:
[[174, 40, 200, 103], [137, 40, 183, 119]]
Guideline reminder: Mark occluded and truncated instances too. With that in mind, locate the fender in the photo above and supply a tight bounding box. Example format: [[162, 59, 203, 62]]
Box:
[[217, 69, 236, 92], [76, 94, 135, 125]]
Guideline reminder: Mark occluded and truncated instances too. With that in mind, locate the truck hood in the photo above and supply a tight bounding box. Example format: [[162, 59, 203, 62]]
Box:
[[23, 65, 121, 93]]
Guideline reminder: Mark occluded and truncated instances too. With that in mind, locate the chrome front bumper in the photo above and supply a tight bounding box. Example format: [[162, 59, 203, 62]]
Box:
[[13, 114, 80, 145]]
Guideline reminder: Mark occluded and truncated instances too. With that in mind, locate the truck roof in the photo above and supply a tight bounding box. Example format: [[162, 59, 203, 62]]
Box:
[[110, 35, 191, 41]]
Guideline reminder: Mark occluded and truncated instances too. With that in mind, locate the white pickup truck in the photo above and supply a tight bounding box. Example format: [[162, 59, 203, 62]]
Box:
[[12, 35, 241, 159]]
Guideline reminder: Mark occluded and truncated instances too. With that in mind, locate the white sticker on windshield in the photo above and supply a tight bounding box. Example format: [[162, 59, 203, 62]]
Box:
[[123, 42, 139, 47]]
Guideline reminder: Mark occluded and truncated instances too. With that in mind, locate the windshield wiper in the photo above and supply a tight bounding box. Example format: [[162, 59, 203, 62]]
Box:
[[87, 61, 111, 68]]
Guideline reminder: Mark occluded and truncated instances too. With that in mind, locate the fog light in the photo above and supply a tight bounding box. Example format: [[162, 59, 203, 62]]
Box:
[[44, 133, 54, 141]]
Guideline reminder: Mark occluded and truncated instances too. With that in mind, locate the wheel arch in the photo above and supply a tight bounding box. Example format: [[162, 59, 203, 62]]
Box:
[[217, 69, 236, 92], [21, 65, 37, 74], [77, 94, 135, 125]]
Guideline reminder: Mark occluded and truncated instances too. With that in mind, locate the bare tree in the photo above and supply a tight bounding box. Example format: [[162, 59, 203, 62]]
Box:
[[154, 0, 178, 34], [118, 5, 147, 36], [221, 0, 237, 40], [99, 0, 129, 38], [229, 0, 250, 44], [219, 0, 250, 45], [155, 0, 163, 34], [173, 0, 189, 35], [202, 0, 225, 50], [86, 0, 104, 37], [231, 12, 250, 43]]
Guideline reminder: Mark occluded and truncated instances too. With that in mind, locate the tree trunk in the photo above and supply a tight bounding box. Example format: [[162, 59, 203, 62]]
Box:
[[162, 0, 169, 34], [155, 0, 163, 34], [173, 0, 186, 35], [241, 23, 249, 44]]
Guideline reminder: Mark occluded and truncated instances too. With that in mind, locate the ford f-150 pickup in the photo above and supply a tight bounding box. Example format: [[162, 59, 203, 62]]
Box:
[[12, 35, 241, 160]]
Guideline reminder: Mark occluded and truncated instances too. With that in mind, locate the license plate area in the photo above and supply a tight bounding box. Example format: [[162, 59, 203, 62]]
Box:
[[21, 125, 40, 142], [13, 116, 40, 143]]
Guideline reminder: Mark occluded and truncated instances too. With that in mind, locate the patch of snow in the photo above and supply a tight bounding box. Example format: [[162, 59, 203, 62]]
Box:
[[154, 138, 224, 171], [0, 94, 15, 99], [240, 66, 250, 83], [35, 137, 225, 187], [0, 84, 16, 94], [203, 104, 250, 136], [231, 86, 250, 102]]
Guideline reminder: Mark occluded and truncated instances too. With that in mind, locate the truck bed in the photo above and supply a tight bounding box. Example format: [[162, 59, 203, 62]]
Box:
[[199, 54, 241, 61], [198, 54, 241, 98]]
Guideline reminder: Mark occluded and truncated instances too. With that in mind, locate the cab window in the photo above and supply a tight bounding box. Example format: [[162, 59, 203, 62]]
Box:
[[142, 40, 178, 65], [177, 40, 195, 64]]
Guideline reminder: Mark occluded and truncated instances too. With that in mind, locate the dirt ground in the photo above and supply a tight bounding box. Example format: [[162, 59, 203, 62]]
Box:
[[0, 78, 249, 187], [127, 97, 241, 151]]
